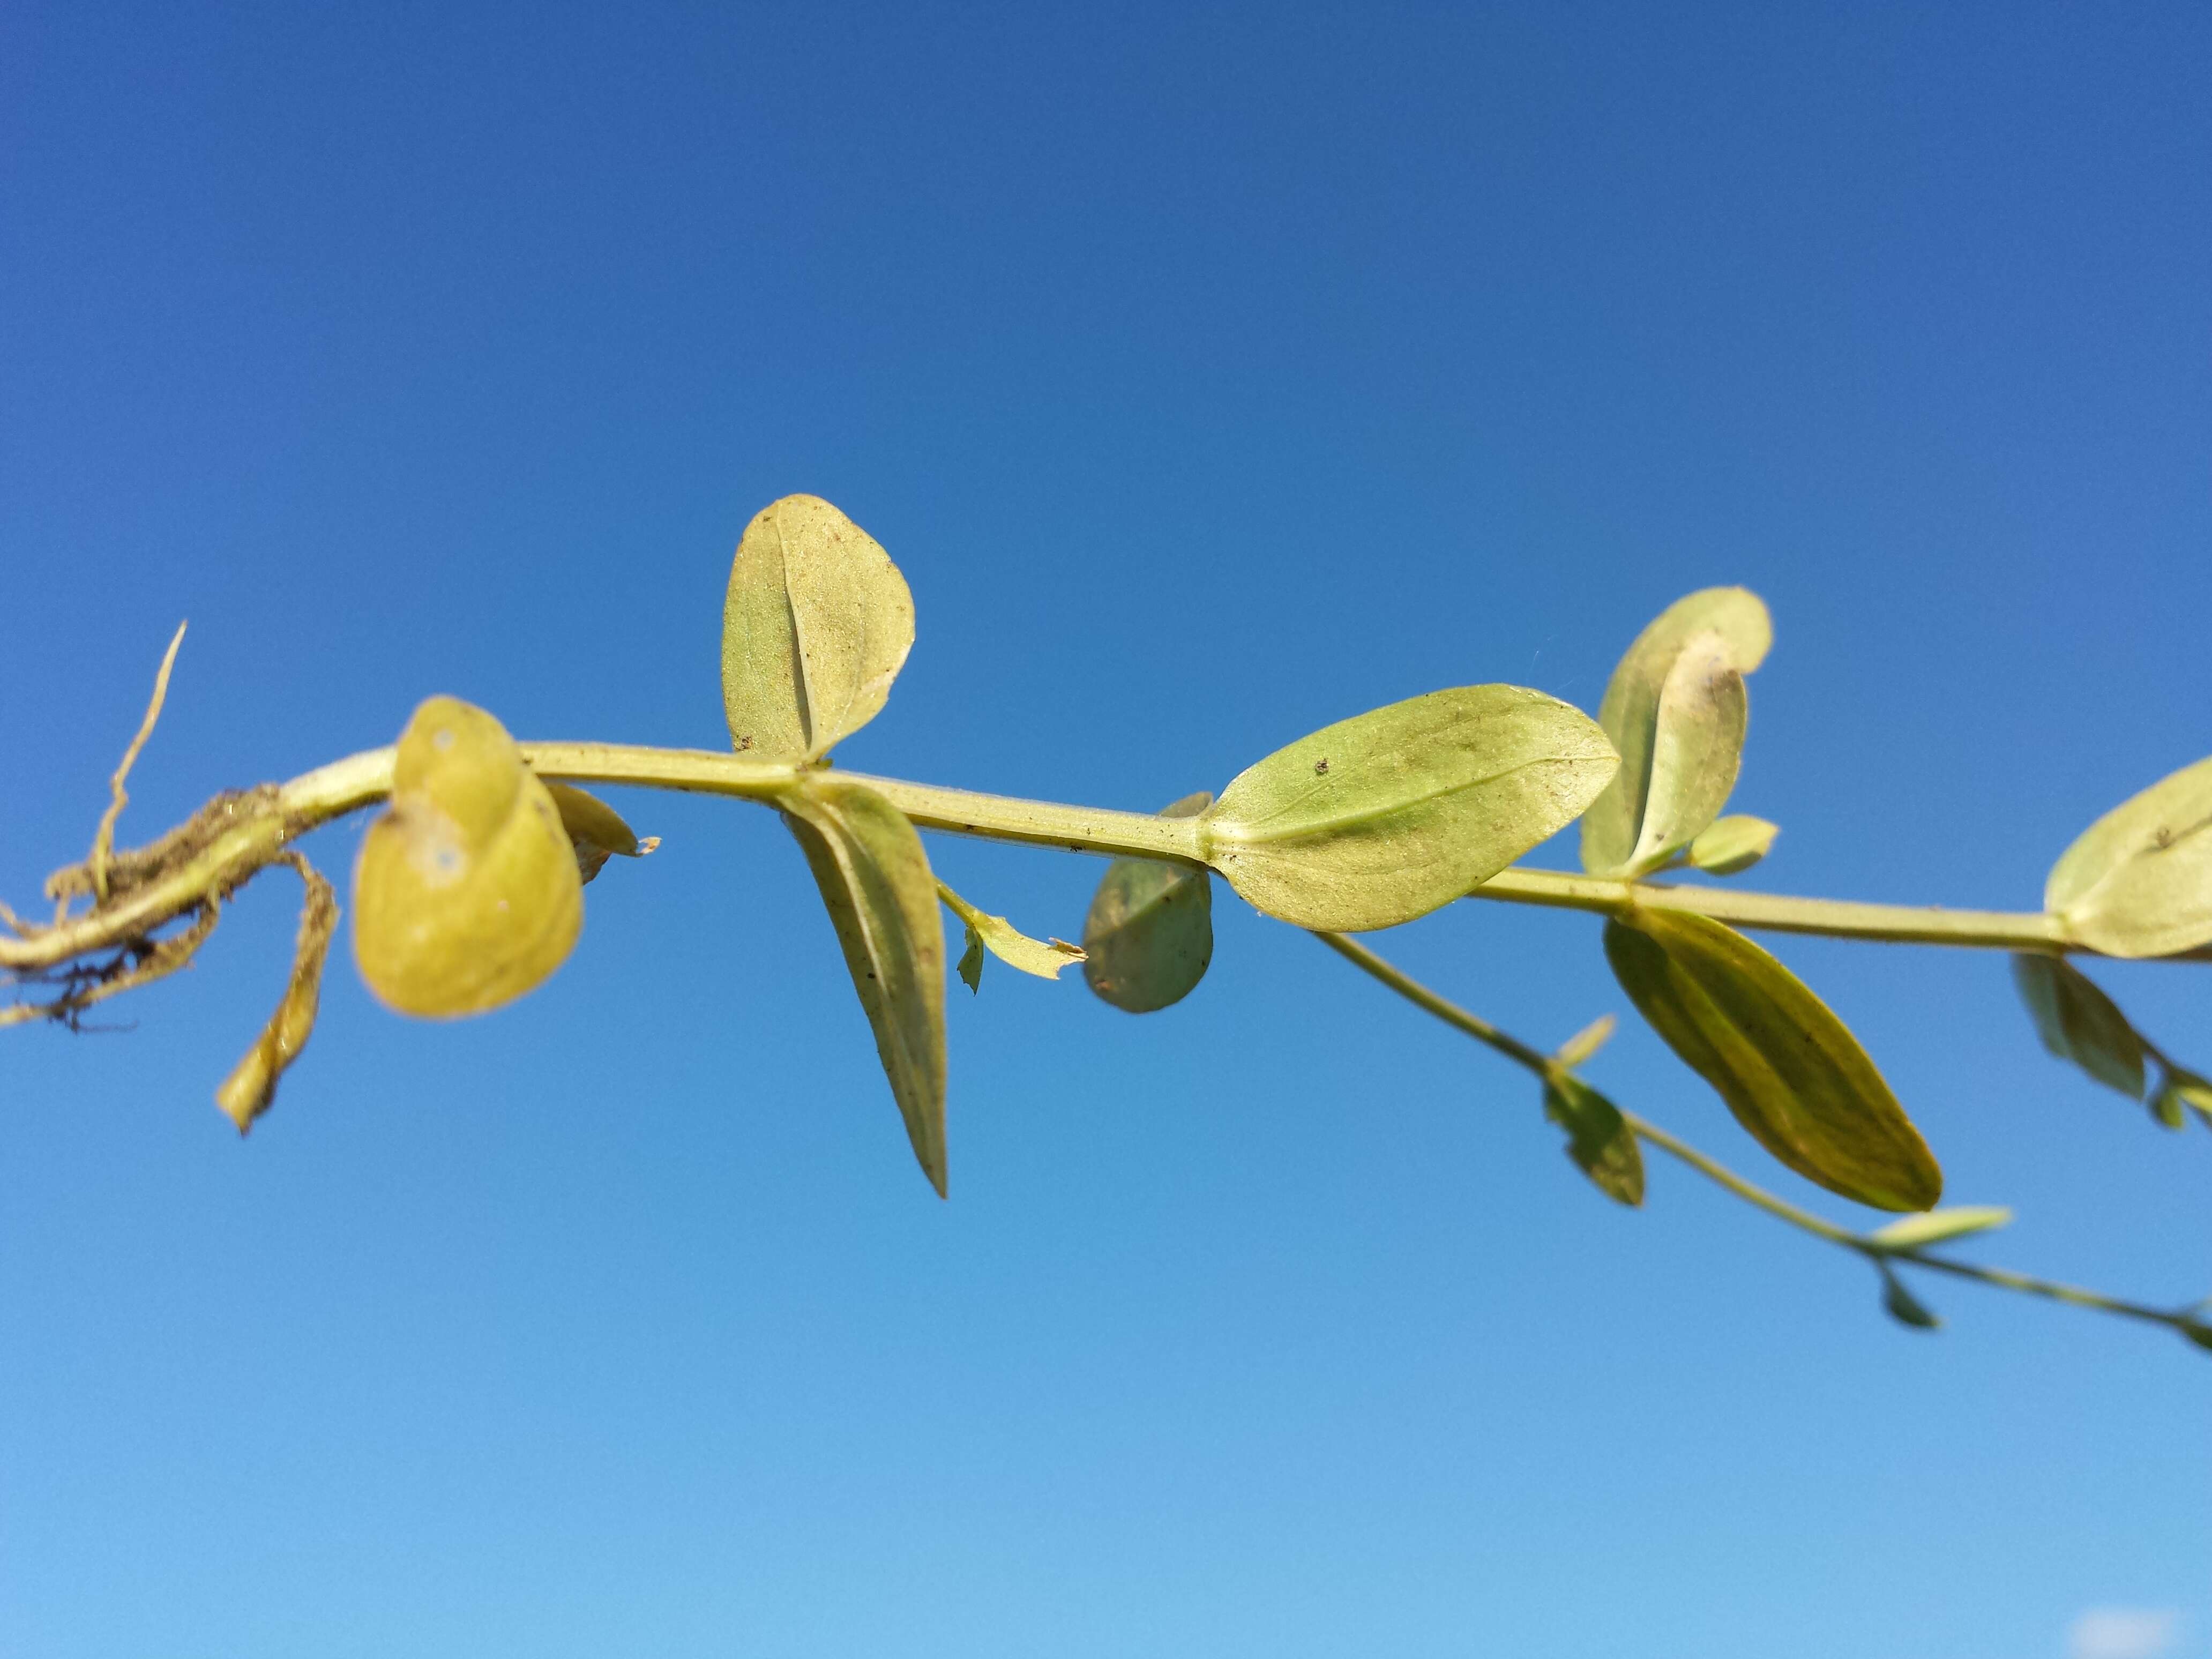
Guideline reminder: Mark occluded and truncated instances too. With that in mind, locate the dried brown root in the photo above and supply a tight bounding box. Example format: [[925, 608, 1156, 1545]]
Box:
[[1, 900, 220, 1029], [215, 853, 340, 1133]]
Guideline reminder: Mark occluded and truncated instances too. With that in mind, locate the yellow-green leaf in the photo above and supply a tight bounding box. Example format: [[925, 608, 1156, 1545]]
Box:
[[1688, 814, 1779, 877], [1582, 588, 1771, 876], [2045, 755, 2212, 958], [722, 494, 916, 762], [936, 879, 1083, 991], [1083, 793, 1215, 1014], [216, 857, 339, 1133], [353, 697, 584, 1019], [2010, 954, 2145, 1100], [1624, 633, 1748, 876], [2152, 1067, 2212, 1133], [782, 775, 947, 1195], [1203, 686, 1617, 931], [544, 781, 657, 884], [1542, 1074, 1645, 1206], [1553, 1012, 1617, 1069], [1867, 1206, 2012, 1250], [1604, 908, 1942, 1212], [1878, 1263, 1941, 1331]]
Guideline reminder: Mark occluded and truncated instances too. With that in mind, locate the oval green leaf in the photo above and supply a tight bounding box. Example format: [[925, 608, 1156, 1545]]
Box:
[[2009, 953, 2145, 1100], [1687, 814, 1779, 877], [1203, 686, 1617, 931], [723, 494, 917, 762], [1542, 1074, 1645, 1206], [2045, 755, 2212, 958], [1083, 792, 1215, 1013], [1867, 1206, 2012, 1250], [353, 697, 584, 1020], [1581, 588, 1771, 876], [1603, 908, 1942, 1212], [782, 775, 947, 1195]]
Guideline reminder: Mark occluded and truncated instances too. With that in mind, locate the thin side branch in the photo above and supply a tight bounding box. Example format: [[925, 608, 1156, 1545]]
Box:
[[1310, 929, 2210, 1344]]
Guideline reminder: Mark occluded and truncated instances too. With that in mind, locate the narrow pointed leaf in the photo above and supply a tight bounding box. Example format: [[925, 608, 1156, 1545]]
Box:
[[1582, 587, 1771, 875], [1624, 633, 1748, 876], [1868, 1206, 2012, 1250], [1878, 1264, 1942, 1330], [2010, 954, 2145, 1100], [1084, 792, 1215, 1013], [722, 495, 916, 761], [936, 879, 1083, 987], [1604, 908, 1942, 1212], [2046, 755, 2212, 958], [1542, 1075, 1645, 1206], [1688, 814, 1779, 877], [545, 781, 656, 884], [1553, 1013, 1617, 1069], [782, 776, 947, 1194], [1204, 686, 1617, 931]]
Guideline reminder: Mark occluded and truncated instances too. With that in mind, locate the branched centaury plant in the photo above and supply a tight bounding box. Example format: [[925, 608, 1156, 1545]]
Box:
[[6, 494, 2210, 1349]]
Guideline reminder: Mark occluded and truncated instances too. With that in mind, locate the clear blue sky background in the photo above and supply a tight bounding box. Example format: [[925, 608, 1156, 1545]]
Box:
[[3, 6, 2207, 1656]]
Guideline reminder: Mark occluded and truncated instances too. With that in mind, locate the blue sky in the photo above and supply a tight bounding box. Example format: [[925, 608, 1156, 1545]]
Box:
[[3, 5, 2208, 1655]]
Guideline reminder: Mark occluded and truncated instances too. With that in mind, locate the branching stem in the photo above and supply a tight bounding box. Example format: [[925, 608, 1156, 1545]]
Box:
[[1311, 929, 2207, 1342]]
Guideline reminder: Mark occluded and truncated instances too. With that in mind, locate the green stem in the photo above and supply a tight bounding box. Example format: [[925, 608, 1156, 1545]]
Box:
[[1311, 929, 2203, 1341], [8, 741, 2197, 976]]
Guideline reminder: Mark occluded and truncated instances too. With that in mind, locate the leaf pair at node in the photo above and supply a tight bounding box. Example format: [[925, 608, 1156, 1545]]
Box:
[[2011, 953, 2212, 1133], [1581, 588, 1776, 880], [719, 496, 948, 1192]]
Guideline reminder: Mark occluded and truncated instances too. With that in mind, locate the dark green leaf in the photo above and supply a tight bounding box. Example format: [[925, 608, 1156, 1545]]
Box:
[[1084, 793, 1215, 1013], [782, 776, 948, 1195], [2009, 954, 2146, 1100], [1878, 1264, 1941, 1331], [1542, 1074, 1645, 1206], [1205, 686, 1617, 931], [1604, 909, 1942, 1212]]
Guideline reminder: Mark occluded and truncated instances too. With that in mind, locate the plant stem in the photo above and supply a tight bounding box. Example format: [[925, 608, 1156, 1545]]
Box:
[[9, 741, 2201, 976], [1311, 929, 2205, 1341]]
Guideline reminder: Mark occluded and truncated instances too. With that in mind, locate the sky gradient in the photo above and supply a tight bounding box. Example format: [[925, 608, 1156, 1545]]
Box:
[[4, 5, 2209, 1656]]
